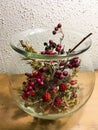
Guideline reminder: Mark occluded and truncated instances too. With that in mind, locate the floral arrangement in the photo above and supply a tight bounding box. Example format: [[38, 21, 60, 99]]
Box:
[[19, 24, 92, 114]]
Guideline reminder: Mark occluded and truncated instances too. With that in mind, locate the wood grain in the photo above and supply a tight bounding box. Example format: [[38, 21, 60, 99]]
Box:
[[0, 72, 98, 130]]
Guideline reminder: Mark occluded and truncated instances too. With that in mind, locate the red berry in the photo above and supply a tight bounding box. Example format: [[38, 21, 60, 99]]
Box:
[[68, 64, 73, 69], [54, 27, 58, 31], [52, 30, 56, 35], [40, 81, 44, 86], [29, 81, 34, 86], [49, 40, 54, 45], [41, 51, 46, 54], [51, 87, 57, 94], [59, 61, 65, 66], [33, 71, 39, 77], [57, 23, 62, 28], [31, 90, 36, 96], [36, 78, 41, 83], [56, 47, 61, 52], [63, 71, 68, 76], [70, 80, 77, 85], [27, 85, 32, 90], [47, 50, 54, 55], [56, 70, 62, 75], [42, 92, 51, 101], [60, 74, 64, 79], [57, 44, 62, 48], [26, 91, 30, 96], [59, 83, 67, 92]]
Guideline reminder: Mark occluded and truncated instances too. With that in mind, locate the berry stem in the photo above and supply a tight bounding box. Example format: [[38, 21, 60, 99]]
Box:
[[69, 33, 92, 53], [60, 28, 64, 44]]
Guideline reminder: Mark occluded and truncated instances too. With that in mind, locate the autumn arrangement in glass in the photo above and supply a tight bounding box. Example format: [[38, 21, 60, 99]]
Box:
[[18, 24, 92, 114]]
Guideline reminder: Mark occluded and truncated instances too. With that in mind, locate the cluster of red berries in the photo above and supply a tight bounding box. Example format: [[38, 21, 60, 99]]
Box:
[[41, 23, 65, 55], [22, 70, 45, 100], [68, 57, 80, 69], [54, 69, 68, 80], [52, 23, 62, 35]]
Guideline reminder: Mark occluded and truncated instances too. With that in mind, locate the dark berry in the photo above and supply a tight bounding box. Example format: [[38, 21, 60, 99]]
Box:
[[52, 30, 56, 35], [57, 23, 62, 28], [49, 40, 54, 45], [41, 51, 46, 54], [61, 49, 65, 54], [52, 43, 56, 48], [54, 27, 58, 31], [44, 42, 48, 46], [59, 61, 65, 66]]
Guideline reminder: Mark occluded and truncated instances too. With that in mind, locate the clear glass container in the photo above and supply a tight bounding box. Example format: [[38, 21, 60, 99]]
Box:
[[8, 28, 95, 120]]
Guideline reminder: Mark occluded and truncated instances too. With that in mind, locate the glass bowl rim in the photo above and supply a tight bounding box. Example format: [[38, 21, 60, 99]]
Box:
[[10, 28, 92, 60]]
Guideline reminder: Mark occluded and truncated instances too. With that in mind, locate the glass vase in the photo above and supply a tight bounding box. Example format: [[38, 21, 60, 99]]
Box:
[[8, 28, 95, 120]]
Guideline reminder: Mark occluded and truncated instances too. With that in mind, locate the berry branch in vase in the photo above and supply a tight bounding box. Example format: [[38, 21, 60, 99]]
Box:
[[19, 23, 92, 114]]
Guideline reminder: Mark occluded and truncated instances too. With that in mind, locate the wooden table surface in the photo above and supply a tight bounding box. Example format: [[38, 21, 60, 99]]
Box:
[[0, 72, 98, 130]]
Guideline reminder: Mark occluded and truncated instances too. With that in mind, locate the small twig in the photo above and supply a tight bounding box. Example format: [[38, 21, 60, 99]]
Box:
[[60, 28, 64, 44], [70, 33, 92, 53]]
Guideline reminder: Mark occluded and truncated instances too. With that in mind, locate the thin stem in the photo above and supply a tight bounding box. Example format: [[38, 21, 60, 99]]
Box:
[[69, 33, 92, 53], [60, 28, 64, 44]]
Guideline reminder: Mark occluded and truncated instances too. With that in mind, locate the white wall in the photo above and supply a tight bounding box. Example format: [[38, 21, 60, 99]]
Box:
[[0, 0, 98, 72]]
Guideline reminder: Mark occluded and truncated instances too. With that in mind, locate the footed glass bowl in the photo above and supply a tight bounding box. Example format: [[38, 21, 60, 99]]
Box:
[[8, 28, 95, 120]]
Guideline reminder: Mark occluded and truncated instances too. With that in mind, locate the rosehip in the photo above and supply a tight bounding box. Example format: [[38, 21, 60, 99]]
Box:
[[59, 83, 67, 92], [42, 92, 51, 101], [70, 80, 77, 85]]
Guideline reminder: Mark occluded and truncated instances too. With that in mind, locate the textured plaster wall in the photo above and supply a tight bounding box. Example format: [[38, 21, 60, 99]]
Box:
[[0, 0, 98, 72]]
